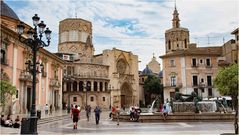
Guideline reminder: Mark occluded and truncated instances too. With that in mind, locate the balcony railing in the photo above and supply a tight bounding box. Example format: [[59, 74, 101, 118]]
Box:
[[19, 70, 32, 81], [49, 79, 61, 88]]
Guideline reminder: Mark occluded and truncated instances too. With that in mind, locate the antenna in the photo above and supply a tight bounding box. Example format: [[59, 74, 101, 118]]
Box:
[[75, 7, 77, 18], [174, 0, 177, 9], [207, 35, 210, 45], [223, 37, 225, 44]]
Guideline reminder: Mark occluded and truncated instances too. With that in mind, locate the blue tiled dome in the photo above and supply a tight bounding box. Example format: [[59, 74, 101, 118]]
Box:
[[158, 70, 163, 78], [142, 65, 153, 75], [1, 1, 19, 20]]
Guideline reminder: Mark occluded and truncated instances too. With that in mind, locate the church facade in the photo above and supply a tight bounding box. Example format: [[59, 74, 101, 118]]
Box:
[[57, 18, 139, 109]]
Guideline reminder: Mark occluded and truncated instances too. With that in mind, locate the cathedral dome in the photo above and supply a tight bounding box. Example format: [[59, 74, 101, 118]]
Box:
[[158, 70, 163, 78], [142, 65, 153, 75], [1, 1, 19, 20]]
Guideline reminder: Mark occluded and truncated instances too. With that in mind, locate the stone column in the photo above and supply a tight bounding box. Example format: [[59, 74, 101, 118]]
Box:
[[71, 82, 73, 91], [77, 81, 79, 91], [97, 82, 100, 92], [103, 82, 105, 92], [91, 81, 93, 91], [83, 80, 86, 91]]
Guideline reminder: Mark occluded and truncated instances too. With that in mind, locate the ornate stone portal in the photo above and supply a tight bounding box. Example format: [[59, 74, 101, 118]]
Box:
[[120, 82, 133, 107]]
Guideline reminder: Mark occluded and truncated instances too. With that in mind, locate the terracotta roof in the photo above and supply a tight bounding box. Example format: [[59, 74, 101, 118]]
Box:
[[160, 46, 222, 58]]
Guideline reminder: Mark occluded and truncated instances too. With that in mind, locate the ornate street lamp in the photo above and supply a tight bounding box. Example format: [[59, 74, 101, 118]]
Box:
[[84, 82, 91, 107], [17, 14, 51, 134]]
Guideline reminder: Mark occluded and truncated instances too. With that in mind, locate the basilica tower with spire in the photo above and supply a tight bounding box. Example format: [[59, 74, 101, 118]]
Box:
[[165, 6, 190, 53]]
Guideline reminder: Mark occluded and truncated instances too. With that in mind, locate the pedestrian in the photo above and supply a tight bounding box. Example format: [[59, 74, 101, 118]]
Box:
[[109, 106, 116, 119], [71, 105, 80, 129], [94, 105, 101, 125], [49, 104, 53, 115], [162, 105, 168, 120], [45, 104, 49, 115], [13, 115, 20, 128], [1, 115, 5, 126], [85, 105, 91, 122], [4, 115, 13, 127]]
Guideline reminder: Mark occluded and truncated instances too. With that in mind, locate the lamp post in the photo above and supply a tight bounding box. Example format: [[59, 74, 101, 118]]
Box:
[[84, 82, 91, 107], [108, 85, 113, 109], [17, 14, 51, 134]]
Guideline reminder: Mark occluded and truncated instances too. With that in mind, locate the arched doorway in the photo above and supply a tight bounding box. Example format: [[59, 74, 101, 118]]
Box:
[[120, 82, 133, 108]]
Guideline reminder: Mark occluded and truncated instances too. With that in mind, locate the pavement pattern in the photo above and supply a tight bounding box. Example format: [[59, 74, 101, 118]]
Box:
[[0, 111, 235, 135]]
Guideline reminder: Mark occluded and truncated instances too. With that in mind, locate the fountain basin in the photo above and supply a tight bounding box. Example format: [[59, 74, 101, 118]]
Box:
[[113, 112, 234, 122], [173, 101, 217, 112]]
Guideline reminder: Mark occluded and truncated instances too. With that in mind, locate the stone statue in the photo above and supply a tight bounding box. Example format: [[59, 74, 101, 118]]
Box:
[[170, 97, 174, 113], [175, 91, 202, 113]]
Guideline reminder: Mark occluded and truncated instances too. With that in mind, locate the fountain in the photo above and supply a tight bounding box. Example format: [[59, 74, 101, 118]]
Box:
[[148, 99, 157, 113]]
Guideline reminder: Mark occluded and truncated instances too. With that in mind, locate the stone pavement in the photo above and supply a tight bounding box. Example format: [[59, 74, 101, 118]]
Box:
[[0, 110, 235, 135], [0, 109, 68, 135]]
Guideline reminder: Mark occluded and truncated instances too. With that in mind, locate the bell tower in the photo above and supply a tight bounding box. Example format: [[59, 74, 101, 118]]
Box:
[[165, 5, 190, 53], [58, 18, 94, 61]]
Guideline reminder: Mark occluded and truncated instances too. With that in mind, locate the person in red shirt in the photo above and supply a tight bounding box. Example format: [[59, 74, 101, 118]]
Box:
[[71, 105, 80, 129]]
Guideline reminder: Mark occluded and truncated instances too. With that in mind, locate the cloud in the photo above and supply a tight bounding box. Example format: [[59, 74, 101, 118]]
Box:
[[5, 0, 238, 70]]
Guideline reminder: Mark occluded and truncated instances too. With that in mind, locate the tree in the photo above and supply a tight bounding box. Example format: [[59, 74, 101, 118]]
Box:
[[143, 75, 163, 106], [0, 80, 17, 113], [214, 63, 238, 134]]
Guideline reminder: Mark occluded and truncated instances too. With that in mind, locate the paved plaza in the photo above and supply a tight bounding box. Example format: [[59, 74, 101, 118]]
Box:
[[0, 111, 235, 135]]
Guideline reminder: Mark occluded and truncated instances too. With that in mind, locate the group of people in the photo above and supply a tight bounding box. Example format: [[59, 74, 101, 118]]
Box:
[[129, 106, 142, 121], [45, 104, 53, 115], [70, 104, 102, 129], [1, 115, 20, 128]]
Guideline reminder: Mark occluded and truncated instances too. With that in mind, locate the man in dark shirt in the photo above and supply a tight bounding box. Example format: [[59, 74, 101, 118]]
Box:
[[94, 106, 101, 125]]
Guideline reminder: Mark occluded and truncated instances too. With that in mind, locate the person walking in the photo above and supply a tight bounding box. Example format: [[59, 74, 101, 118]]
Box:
[[71, 105, 80, 129], [85, 105, 91, 122], [45, 104, 49, 115], [49, 104, 53, 115], [94, 105, 101, 125]]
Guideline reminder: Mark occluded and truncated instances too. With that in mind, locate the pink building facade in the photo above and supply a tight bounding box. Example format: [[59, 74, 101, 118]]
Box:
[[1, 1, 64, 114]]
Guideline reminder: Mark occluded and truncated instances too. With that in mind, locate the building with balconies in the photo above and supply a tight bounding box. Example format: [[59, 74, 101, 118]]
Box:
[[0, 1, 64, 114]]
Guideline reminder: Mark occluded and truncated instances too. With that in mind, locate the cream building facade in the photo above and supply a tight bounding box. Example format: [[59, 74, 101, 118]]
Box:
[[160, 7, 222, 101], [1, 1, 64, 114], [58, 18, 139, 109]]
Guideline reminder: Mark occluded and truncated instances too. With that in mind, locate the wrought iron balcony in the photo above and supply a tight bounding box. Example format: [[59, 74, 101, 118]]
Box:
[[19, 70, 32, 81]]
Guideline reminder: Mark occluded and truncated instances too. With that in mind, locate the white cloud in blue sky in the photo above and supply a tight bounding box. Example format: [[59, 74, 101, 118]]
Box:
[[5, 0, 239, 70]]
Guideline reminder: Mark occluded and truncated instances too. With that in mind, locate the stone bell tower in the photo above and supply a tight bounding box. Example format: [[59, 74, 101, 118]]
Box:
[[58, 18, 94, 61], [165, 6, 190, 53]]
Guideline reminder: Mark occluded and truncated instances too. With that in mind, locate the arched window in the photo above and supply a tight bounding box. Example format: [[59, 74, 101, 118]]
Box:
[[86, 81, 91, 91], [100, 82, 103, 91], [73, 81, 77, 91], [168, 40, 171, 50], [67, 82, 71, 91], [94, 81, 98, 91], [105, 82, 108, 91], [79, 81, 83, 91], [185, 39, 187, 48]]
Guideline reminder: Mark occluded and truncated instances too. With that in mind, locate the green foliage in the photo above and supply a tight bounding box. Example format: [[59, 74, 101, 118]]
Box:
[[0, 80, 17, 106], [143, 75, 163, 95], [214, 63, 238, 95]]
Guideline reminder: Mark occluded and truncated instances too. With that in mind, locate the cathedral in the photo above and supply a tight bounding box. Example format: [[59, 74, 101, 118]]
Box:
[[57, 18, 139, 109]]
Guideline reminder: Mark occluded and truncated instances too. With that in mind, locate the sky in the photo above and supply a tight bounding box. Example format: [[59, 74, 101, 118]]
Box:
[[5, 0, 239, 71]]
